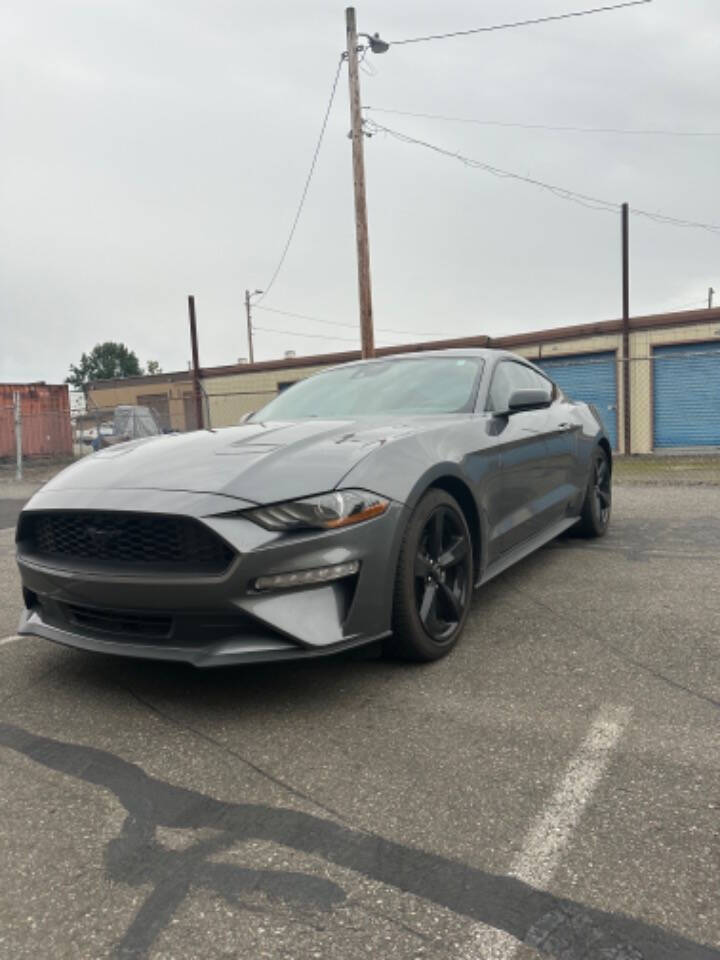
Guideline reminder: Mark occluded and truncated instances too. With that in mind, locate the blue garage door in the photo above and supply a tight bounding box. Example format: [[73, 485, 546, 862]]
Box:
[[653, 342, 720, 448], [537, 352, 618, 450]]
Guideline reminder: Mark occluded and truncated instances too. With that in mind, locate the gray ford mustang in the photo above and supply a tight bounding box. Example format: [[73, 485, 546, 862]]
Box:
[[16, 349, 612, 666]]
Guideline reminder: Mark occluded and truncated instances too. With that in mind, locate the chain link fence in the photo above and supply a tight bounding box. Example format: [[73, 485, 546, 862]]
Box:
[[534, 348, 720, 485], [0, 394, 74, 481], [2, 350, 719, 485]]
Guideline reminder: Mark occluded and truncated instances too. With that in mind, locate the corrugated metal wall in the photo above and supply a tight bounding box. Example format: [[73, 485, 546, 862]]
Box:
[[653, 342, 720, 448], [0, 384, 72, 458]]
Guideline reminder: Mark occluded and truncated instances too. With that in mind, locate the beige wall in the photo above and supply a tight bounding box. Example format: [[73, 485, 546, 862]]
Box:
[[201, 363, 333, 426], [87, 380, 194, 430]]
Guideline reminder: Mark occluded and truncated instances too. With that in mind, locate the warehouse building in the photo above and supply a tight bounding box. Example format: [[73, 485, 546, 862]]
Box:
[[87, 306, 720, 454]]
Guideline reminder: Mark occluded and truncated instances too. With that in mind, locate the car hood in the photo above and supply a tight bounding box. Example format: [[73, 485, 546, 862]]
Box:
[[43, 417, 461, 504]]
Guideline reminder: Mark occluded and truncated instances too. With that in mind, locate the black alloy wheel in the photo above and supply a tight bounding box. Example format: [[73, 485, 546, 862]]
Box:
[[414, 507, 471, 642], [594, 454, 612, 526], [577, 447, 612, 538], [388, 489, 474, 661]]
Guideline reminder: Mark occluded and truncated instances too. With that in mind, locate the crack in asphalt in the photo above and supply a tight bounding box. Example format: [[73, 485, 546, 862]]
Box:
[[122, 683, 356, 827], [506, 583, 720, 712], [0, 722, 718, 960]]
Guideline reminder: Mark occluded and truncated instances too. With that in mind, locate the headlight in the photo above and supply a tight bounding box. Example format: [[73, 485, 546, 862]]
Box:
[[245, 490, 389, 532]]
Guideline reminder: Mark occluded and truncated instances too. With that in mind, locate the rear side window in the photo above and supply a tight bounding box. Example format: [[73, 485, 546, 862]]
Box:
[[486, 361, 553, 413]]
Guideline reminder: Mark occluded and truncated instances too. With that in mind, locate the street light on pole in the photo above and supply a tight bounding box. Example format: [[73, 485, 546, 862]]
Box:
[[245, 288, 263, 365]]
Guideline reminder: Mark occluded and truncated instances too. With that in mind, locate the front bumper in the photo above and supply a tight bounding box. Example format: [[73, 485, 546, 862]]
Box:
[[16, 487, 406, 667], [17, 606, 388, 667]]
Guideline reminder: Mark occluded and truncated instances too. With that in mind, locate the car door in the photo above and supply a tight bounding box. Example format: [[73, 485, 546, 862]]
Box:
[[482, 360, 553, 559], [518, 365, 583, 524]]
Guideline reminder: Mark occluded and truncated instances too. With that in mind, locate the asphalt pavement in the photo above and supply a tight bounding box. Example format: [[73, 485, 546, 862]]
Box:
[[0, 499, 24, 534], [0, 484, 718, 960]]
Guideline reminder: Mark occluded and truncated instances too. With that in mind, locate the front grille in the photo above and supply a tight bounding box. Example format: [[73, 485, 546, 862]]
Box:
[[18, 511, 234, 575], [66, 604, 173, 639]]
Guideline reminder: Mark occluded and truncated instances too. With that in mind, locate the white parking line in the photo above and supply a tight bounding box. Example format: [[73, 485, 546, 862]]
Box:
[[0, 635, 21, 647], [460, 703, 631, 959]]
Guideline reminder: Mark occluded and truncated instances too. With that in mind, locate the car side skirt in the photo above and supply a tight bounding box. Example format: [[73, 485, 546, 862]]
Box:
[[478, 515, 579, 588]]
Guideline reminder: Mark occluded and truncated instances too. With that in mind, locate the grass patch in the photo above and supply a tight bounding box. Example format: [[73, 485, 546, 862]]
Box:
[[614, 454, 720, 486]]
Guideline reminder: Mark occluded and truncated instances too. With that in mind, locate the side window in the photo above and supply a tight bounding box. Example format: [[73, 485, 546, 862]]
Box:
[[522, 366, 555, 395], [486, 362, 553, 413], [486, 362, 523, 413]]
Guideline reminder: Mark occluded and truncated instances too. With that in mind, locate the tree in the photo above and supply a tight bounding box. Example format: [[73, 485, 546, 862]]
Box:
[[146, 360, 162, 375], [66, 342, 143, 388]]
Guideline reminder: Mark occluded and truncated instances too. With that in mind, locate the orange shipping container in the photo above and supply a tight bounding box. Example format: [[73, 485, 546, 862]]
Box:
[[0, 383, 72, 459]]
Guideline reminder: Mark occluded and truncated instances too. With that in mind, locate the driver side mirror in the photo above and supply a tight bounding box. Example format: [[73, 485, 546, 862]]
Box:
[[507, 388, 552, 413]]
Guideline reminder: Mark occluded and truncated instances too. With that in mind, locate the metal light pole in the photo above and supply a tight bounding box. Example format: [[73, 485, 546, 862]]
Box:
[[345, 9, 388, 359], [245, 289, 263, 365]]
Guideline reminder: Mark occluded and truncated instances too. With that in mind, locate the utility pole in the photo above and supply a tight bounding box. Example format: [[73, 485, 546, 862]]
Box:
[[345, 7, 375, 359], [709, 286, 715, 309], [244, 288, 263, 365], [621, 203, 631, 456], [245, 289, 255, 364], [187, 295, 204, 430]]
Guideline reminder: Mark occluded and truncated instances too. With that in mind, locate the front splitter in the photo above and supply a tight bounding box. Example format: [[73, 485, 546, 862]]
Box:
[[17, 609, 388, 668]]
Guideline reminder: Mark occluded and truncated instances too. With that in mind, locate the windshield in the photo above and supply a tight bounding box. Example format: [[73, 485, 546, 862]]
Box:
[[253, 356, 484, 421]]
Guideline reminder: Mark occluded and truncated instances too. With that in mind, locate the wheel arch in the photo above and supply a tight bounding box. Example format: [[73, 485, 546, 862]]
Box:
[[425, 474, 484, 583], [597, 436, 612, 470]]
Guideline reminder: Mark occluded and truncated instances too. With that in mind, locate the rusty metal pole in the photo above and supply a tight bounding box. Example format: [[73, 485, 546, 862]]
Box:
[[621, 203, 631, 455], [346, 7, 375, 359], [13, 391, 22, 481], [188, 295, 204, 430]]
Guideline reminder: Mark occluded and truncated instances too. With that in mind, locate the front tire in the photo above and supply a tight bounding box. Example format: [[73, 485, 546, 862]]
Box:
[[386, 489, 473, 662], [576, 446, 612, 538]]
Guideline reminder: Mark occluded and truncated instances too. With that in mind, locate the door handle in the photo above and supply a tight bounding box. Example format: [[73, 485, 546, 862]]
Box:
[[557, 422, 573, 430]]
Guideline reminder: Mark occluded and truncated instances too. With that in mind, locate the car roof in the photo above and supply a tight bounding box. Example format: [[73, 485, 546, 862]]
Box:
[[322, 347, 531, 372]]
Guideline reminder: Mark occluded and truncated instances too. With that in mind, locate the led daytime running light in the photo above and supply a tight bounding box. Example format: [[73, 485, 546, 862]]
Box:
[[254, 560, 360, 591]]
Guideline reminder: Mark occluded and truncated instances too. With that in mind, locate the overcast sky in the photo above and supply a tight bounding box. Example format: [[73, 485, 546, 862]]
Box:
[[2, 0, 719, 385]]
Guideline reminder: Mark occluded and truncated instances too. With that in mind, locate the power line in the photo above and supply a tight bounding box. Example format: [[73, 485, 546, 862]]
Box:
[[388, 0, 652, 45], [254, 323, 436, 345], [364, 118, 720, 234], [254, 325, 360, 343], [364, 106, 720, 138], [254, 324, 438, 348], [257, 55, 344, 303], [254, 303, 451, 338]]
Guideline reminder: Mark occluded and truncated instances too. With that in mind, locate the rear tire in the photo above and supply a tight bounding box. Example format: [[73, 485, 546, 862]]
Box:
[[576, 447, 612, 538], [385, 489, 473, 662]]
